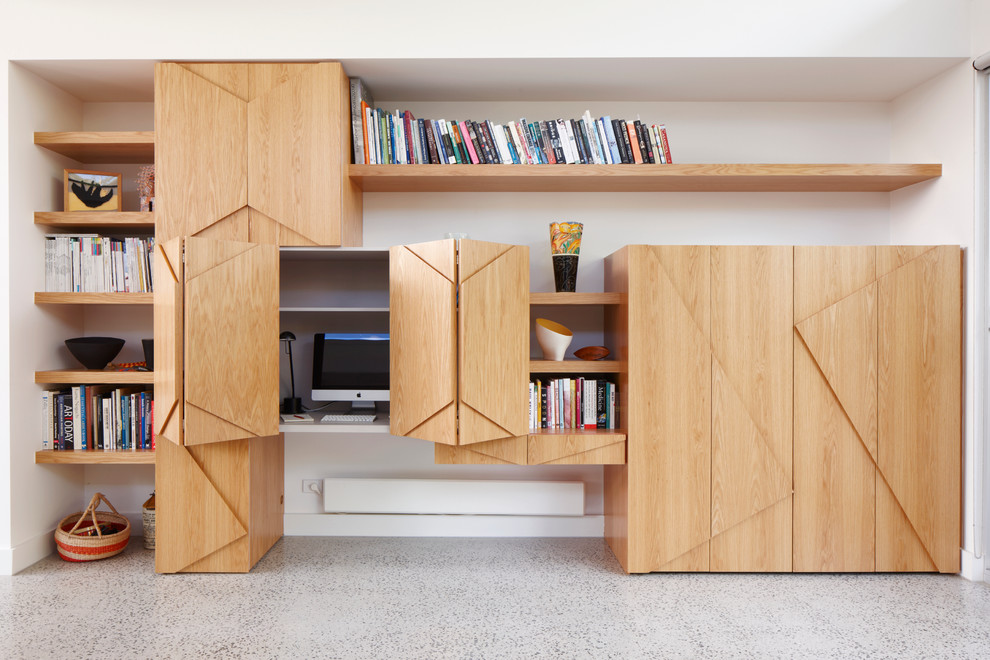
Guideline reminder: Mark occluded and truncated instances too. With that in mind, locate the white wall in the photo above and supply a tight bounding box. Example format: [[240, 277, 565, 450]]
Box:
[[0, 0, 971, 60]]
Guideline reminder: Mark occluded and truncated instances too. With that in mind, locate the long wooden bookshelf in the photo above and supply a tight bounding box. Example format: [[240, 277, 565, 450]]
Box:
[[530, 292, 622, 305], [35, 292, 154, 305], [35, 211, 155, 229], [36, 369, 153, 385], [349, 163, 941, 193], [35, 450, 155, 465], [34, 131, 155, 163], [530, 360, 623, 373]]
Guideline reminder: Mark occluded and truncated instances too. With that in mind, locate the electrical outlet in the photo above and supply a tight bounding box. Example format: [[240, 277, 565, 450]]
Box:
[[302, 479, 322, 495]]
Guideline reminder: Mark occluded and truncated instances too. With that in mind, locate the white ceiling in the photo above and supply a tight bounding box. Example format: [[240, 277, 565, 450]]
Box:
[[15, 56, 966, 103]]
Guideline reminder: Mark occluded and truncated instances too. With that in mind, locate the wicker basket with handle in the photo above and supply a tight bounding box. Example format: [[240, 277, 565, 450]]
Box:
[[55, 492, 130, 562]]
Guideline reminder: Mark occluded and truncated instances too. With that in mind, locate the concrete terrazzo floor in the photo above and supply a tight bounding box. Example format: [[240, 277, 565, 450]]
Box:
[[1, 537, 989, 659]]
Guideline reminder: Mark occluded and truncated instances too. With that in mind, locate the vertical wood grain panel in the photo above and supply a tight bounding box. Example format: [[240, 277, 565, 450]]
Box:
[[249, 434, 285, 567], [155, 63, 248, 243], [247, 62, 353, 246], [603, 247, 630, 570], [877, 246, 961, 573], [626, 246, 711, 572], [876, 475, 937, 571], [793, 337, 875, 572], [710, 246, 792, 571], [389, 241, 457, 444], [181, 439, 251, 573], [154, 238, 183, 444], [459, 241, 529, 444], [179, 62, 250, 101], [876, 245, 935, 279], [155, 439, 246, 573], [184, 238, 279, 443]]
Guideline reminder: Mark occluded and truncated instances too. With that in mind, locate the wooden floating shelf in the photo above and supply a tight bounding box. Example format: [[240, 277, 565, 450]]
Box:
[[279, 307, 389, 313], [529, 428, 626, 439], [35, 292, 154, 305], [34, 131, 155, 163], [35, 450, 155, 465], [35, 369, 153, 385], [349, 163, 941, 193], [35, 211, 155, 228], [530, 292, 622, 305], [530, 360, 623, 373]]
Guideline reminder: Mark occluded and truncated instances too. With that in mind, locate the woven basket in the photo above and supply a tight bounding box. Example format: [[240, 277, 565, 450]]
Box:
[[55, 493, 130, 562], [141, 493, 155, 550]]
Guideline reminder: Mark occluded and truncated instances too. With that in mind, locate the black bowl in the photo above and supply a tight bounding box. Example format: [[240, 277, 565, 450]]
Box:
[[65, 337, 125, 370], [142, 338, 154, 371]]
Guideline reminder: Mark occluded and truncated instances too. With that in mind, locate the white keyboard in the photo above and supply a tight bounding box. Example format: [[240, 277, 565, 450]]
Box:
[[320, 413, 376, 424]]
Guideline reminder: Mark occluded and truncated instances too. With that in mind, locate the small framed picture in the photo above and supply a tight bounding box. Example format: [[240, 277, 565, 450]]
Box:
[[64, 169, 122, 212]]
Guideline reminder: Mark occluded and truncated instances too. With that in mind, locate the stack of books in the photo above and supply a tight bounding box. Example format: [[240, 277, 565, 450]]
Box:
[[45, 234, 155, 293], [350, 78, 671, 166], [40, 386, 154, 451], [529, 377, 617, 431]]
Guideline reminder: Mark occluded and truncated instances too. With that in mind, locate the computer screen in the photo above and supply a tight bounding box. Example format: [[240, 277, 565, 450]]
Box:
[[312, 333, 390, 407]]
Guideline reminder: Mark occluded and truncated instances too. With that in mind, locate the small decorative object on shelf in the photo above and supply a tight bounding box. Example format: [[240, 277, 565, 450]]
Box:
[[574, 346, 610, 361], [65, 336, 125, 370], [535, 318, 573, 361], [142, 339, 154, 371], [550, 222, 582, 292], [64, 169, 121, 212], [142, 493, 155, 550], [55, 492, 130, 562], [135, 165, 154, 212]]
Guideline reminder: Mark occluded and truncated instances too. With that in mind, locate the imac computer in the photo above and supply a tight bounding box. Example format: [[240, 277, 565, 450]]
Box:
[[312, 333, 390, 411]]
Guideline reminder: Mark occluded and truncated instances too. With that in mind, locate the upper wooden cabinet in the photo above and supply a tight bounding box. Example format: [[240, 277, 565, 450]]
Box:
[[155, 62, 362, 247], [390, 239, 530, 447]]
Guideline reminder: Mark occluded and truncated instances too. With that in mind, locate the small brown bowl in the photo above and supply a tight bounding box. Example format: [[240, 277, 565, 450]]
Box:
[[574, 346, 610, 361]]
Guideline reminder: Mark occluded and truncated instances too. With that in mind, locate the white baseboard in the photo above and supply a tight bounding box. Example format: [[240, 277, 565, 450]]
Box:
[[961, 547, 985, 581], [0, 511, 144, 576], [285, 513, 604, 537]]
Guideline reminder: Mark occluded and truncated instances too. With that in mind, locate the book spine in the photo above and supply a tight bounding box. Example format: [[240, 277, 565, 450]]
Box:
[[479, 121, 501, 164], [541, 384, 548, 428], [566, 120, 586, 164], [558, 120, 575, 164], [574, 119, 591, 164], [437, 121, 454, 164], [547, 121, 565, 164], [648, 124, 663, 164], [658, 124, 673, 164], [424, 120, 439, 164], [609, 383, 616, 429], [444, 121, 463, 164], [539, 122, 556, 164], [509, 121, 531, 164], [634, 120, 654, 164], [626, 121, 643, 163], [457, 121, 480, 164], [430, 120, 446, 164], [615, 120, 633, 163], [467, 121, 488, 164], [402, 111, 414, 164], [497, 125, 517, 164], [40, 391, 49, 450], [350, 78, 374, 165], [595, 117, 612, 164], [490, 123, 509, 164], [526, 122, 544, 164], [62, 392, 74, 451]]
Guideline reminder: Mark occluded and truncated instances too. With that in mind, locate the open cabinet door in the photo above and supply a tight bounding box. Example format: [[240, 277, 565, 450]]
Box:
[[458, 239, 529, 445], [183, 236, 279, 444], [389, 239, 458, 445]]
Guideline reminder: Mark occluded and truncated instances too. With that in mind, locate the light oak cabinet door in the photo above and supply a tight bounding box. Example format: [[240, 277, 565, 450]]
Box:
[[792, 245, 960, 574], [390, 239, 529, 449], [155, 62, 361, 247], [155, 236, 282, 574]]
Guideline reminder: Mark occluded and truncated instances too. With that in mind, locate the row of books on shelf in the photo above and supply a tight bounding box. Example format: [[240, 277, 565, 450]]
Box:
[[350, 75, 671, 166], [529, 377, 617, 431], [45, 234, 155, 293], [40, 386, 155, 451]]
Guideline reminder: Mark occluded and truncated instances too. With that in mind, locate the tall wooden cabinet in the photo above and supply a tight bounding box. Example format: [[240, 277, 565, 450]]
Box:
[[155, 61, 361, 247], [604, 244, 960, 574], [389, 239, 531, 458], [793, 245, 961, 573]]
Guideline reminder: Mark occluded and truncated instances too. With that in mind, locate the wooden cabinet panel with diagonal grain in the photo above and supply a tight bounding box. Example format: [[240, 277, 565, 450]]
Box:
[[877, 246, 961, 573]]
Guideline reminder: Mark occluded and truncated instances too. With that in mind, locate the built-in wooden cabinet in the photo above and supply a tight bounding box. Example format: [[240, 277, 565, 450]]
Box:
[[154, 236, 283, 573], [155, 62, 361, 247], [604, 244, 960, 574], [793, 245, 961, 573]]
